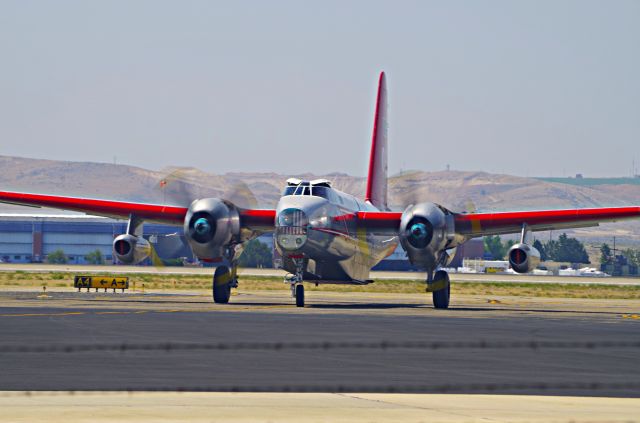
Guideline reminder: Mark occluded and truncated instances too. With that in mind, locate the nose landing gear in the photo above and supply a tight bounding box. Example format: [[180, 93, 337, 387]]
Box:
[[292, 283, 304, 307], [286, 257, 306, 307]]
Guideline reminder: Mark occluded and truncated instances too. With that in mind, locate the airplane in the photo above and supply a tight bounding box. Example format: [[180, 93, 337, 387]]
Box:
[[1, 72, 639, 309]]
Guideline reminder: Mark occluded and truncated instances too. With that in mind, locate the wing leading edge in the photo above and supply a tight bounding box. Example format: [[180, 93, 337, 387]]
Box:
[[357, 206, 640, 238], [0, 190, 276, 230], [454, 206, 640, 237]]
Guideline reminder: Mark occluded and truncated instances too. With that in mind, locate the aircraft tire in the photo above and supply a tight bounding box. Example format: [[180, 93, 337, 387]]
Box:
[[295, 284, 305, 307], [213, 266, 232, 304], [432, 270, 450, 309]]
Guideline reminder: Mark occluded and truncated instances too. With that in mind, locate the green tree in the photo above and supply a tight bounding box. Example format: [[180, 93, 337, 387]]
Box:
[[238, 239, 273, 268], [85, 249, 104, 265], [533, 239, 547, 261], [600, 243, 613, 265], [623, 248, 640, 267], [484, 235, 508, 260], [545, 239, 557, 261], [545, 233, 589, 263], [47, 249, 68, 264]]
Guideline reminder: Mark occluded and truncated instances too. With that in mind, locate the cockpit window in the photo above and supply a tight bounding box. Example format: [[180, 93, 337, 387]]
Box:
[[283, 182, 333, 199], [312, 186, 331, 199], [293, 185, 310, 196]]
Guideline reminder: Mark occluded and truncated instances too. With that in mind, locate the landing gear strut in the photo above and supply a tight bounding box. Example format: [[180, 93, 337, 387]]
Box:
[[427, 269, 450, 309], [286, 257, 305, 307]]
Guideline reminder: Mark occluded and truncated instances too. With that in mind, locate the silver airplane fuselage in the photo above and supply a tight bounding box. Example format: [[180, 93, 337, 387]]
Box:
[[274, 180, 398, 283]]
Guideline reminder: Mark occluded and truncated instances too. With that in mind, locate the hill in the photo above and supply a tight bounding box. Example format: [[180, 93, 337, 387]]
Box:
[[1, 155, 639, 245]]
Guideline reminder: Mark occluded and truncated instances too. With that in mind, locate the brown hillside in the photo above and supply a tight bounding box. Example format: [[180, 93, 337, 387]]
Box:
[[1, 156, 638, 245]]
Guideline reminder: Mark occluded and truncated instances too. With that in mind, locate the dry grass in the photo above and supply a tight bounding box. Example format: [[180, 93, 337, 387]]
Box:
[[0, 271, 639, 299]]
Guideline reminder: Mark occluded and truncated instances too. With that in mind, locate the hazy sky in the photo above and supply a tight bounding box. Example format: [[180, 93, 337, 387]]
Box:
[[1, 0, 639, 178]]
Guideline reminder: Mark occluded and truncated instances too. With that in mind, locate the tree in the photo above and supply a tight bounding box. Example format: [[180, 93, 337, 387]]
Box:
[[623, 248, 640, 267], [600, 243, 613, 265], [85, 249, 104, 265], [533, 239, 547, 261], [484, 235, 507, 260], [47, 249, 68, 264], [238, 239, 273, 268], [545, 233, 589, 264]]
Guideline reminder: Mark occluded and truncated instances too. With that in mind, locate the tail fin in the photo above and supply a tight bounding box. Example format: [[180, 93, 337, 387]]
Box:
[[365, 71, 388, 210]]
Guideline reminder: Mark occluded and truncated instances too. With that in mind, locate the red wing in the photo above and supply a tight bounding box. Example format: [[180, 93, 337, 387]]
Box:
[[454, 206, 640, 237], [239, 209, 276, 232], [0, 190, 276, 231], [356, 211, 402, 234], [0, 190, 188, 224], [357, 207, 640, 237]]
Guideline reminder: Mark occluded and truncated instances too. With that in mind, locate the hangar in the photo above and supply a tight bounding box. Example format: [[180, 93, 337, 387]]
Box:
[[0, 214, 188, 264]]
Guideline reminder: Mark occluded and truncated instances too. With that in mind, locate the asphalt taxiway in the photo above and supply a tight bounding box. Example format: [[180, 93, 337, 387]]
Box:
[[1, 287, 639, 398]]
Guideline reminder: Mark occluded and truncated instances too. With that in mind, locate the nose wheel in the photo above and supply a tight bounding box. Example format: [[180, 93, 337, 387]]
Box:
[[286, 257, 306, 307], [293, 283, 305, 307]]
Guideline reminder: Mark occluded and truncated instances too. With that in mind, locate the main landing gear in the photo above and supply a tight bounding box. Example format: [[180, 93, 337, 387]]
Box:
[[213, 265, 238, 304], [427, 269, 450, 309]]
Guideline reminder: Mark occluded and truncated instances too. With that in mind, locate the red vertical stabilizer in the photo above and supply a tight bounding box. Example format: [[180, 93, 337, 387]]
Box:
[[365, 71, 388, 210]]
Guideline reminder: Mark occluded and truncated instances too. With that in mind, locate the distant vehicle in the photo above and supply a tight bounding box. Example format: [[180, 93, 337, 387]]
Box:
[[0, 72, 638, 308]]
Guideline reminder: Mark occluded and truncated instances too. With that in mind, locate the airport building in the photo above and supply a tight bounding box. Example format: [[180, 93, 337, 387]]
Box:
[[0, 215, 484, 268], [0, 215, 188, 264]]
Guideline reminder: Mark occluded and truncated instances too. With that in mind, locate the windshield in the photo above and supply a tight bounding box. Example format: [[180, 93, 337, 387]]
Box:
[[311, 186, 331, 199], [283, 184, 332, 199]]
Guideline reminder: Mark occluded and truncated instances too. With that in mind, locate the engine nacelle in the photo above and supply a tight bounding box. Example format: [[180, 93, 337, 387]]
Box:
[[184, 198, 240, 260], [508, 243, 541, 274], [113, 234, 151, 265], [399, 202, 451, 269]]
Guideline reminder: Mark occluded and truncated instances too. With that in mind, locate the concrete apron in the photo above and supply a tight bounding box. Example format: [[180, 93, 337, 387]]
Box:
[[2, 392, 639, 422]]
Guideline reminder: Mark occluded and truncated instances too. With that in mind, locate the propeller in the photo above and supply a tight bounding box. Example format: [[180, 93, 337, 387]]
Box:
[[149, 168, 260, 267], [147, 233, 188, 267], [155, 167, 258, 209], [396, 189, 479, 215]]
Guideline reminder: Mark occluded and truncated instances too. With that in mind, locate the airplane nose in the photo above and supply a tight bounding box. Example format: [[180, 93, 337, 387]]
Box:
[[276, 208, 308, 251]]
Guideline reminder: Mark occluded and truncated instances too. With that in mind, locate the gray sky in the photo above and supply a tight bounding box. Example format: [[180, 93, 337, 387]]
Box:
[[1, 0, 639, 178]]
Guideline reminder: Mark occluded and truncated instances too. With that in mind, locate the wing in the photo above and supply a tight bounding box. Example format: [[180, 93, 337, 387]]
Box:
[[0, 190, 276, 231], [454, 206, 640, 237], [357, 206, 640, 238]]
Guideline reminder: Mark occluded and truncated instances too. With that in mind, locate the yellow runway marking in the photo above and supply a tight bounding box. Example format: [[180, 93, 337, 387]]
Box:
[[622, 314, 640, 319]]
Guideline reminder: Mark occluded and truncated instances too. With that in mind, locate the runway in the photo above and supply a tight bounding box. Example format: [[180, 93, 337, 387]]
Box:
[[1, 287, 639, 397]]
